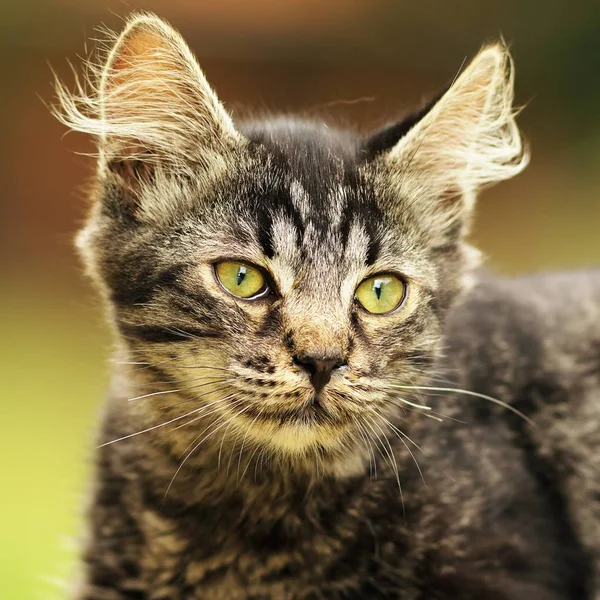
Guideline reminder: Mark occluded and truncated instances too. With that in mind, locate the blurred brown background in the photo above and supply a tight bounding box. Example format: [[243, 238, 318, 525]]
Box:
[[1, 1, 599, 598]]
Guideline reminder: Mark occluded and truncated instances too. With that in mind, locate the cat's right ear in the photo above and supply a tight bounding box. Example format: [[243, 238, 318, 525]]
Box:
[[55, 13, 242, 213]]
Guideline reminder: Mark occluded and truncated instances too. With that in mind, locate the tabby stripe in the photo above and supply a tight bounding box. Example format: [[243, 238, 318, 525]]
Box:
[[255, 186, 305, 259], [365, 230, 381, 266], [338, 170, 383, 265], [110, 263, 190, 307], [118, 323, 220, 343], [168, 283, 214, 309]]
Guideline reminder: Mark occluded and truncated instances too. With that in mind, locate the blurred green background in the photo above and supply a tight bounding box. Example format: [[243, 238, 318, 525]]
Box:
[[1, 1, 599, 598]]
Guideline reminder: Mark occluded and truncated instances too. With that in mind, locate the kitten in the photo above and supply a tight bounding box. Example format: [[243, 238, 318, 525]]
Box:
[[55, 13, 600, 600]]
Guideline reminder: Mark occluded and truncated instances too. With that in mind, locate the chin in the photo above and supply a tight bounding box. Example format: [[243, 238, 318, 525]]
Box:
[[240, 409, 363, 470], [268, 421, 347, 453]]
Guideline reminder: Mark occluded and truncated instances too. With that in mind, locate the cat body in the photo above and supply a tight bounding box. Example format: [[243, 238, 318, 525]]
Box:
[[54, 13, 600, 600], [80, 271, 600, 600]]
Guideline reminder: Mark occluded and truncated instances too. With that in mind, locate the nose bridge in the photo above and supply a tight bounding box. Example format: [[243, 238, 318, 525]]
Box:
[[295, 318, 346, 356], [284, 292, 349, 357]]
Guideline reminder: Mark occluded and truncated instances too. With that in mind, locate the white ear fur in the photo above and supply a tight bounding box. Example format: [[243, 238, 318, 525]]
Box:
[[54, 13, 241, 174], [386, 44, 528, 222]]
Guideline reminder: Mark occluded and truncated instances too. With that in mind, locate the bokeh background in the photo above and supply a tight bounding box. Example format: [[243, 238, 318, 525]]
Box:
[[2, 1, 599, 598]]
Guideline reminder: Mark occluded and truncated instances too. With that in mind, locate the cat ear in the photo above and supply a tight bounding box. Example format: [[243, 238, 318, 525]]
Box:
[[374, 44, 528, 239], [55, 13, 242, 196]]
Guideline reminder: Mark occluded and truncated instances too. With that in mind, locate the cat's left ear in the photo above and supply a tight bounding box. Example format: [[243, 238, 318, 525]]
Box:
[[366, 44, 528, 239]]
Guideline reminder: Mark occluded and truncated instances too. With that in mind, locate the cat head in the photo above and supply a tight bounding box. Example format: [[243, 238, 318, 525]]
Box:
[[55, 13, 527, 473]]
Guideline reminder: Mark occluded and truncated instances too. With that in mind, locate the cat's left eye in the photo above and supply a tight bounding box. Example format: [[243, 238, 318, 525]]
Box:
[[355, 274, 406, 314], [214, 261, 270, 299]]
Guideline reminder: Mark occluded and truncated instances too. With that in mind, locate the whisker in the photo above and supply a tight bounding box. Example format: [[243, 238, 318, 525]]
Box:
[[364, 415, 404, 511], [131, 379, 229, 405], [218, 410, 241, 473], [174, 365, 230, 372], [135, 375, 227, 389], [171, 394, 238, 431], [380, 415, 424, 453], [384, 398, 445, 423], [100, 388, 240, 448], [226, 430, 239, 478], [385, 392, 432, 411], [158, 381, 231, 408], [367, 407, 427, 487], [237, 413, 262, 484], [116, 355, 230, 374], [356, 422, 376, 480], [254, 447, 268, 481], [176, 399, 242, 460], [128, 389, 181, 402], [164, 404, 251, 500], [98, 405, 207, 447], [160, 384, 231, 410], [117, 361, 151, 365], [116, 352, 229, 372], [388, 384, 534, 426], [116, 356, 178, 372], [425, 409, 467, 424], [239, 440, 262, 483], [167, 412, 235, 497]]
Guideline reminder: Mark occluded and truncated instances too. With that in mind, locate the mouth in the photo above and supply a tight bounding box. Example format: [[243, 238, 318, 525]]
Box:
[[242, 397, 335, 427], [231, 386, 361, 456], [296, 394, 334, 421], [309, 391, 324, 408]]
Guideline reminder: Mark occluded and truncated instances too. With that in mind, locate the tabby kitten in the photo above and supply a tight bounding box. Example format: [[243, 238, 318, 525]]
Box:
[[55, 13, 600, 600]]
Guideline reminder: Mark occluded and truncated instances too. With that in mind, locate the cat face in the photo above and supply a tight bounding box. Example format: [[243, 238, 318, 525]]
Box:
[[57, 14, 527, 468]]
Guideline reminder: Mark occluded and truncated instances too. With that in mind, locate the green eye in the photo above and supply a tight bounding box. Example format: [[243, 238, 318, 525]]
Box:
[[215, 261, 269, 299], [355, 274, 406, 314]]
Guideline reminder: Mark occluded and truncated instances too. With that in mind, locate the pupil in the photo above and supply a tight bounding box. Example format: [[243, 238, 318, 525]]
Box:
[[374, 281, 383, 300], [237, 266, 247, 286]]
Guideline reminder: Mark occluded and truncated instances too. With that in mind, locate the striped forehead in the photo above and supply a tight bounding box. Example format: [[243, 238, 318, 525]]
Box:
[[290, 180, 345, 229], [236, 119, 384, 267], [257, 178, 381, 268]]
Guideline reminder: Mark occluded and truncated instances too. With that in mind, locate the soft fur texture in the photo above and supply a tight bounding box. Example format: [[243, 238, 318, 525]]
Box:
[[55, 13, 599, 600]]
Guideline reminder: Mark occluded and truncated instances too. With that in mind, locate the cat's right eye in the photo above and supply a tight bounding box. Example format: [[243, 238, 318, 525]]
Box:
[[214, 261, 271, 299]]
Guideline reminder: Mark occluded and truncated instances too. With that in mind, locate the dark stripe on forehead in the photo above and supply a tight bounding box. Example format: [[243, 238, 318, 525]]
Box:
[[256, 206, 275, 259], [339, 210, 353, 256], [250, 185, 305, 259], [366, 233, 380, 266], [339, 169, 383, 266], [239, 144, 306, 258]]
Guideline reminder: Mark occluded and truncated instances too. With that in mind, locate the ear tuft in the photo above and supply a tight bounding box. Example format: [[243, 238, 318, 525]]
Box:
[[53, 12, 241, 178], [383, 43, 528, 224]]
